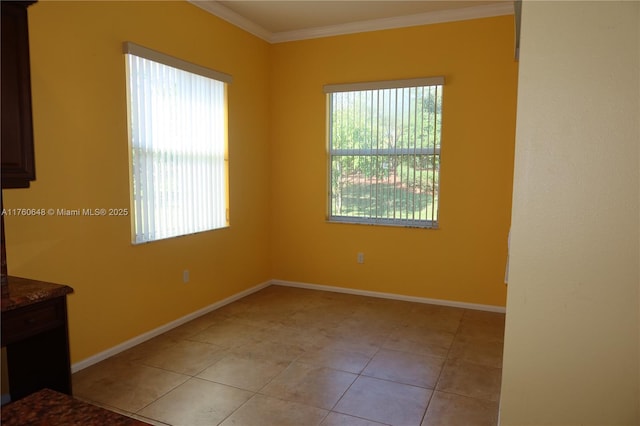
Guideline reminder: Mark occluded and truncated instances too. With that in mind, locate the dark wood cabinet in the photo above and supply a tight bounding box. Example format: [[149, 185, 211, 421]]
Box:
[[0, 2, 69, 403], [1, 277, 74, 401], [1, 1, 37, 189]]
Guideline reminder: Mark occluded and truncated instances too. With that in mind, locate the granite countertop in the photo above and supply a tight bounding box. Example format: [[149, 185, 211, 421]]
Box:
[[0, 388, 150, 425], [1, 276, 74, 312]]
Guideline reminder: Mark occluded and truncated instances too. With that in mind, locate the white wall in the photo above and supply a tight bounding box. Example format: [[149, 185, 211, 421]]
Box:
[[501, 1, 640, 425]]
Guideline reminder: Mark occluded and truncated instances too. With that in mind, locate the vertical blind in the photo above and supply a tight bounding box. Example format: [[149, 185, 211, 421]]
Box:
[[325, 77, 444, 228], [124, 42, 231, 243]]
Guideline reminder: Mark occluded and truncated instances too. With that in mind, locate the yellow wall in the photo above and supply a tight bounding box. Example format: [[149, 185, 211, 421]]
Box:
[[2, 1, 271, 363], [2, 2, 517, 365], [269, 16, 518, 307], [501, 1, 639, 423]]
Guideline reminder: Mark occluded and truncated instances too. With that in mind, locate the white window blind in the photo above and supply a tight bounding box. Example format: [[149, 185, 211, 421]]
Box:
[[325, 77, 444, 228], [124, 42, 231, 244]]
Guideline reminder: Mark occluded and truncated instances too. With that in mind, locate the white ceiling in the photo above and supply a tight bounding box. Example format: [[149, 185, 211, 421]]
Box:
[[189, 0, 515, 43]]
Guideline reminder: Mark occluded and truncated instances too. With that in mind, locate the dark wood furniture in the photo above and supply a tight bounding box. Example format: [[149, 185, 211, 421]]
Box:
[[1, 1, 37, 189], [0, 2, 68, 405], [1, 277, 74, 401], [1, 0, 37, 299], [0, 388, 151, 425]]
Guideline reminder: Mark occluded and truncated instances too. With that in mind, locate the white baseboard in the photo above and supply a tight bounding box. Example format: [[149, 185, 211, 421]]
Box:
[[271, 279, 507, 313], [72, 278, 505, 373], [1, 393, 10, 405], [71, 280, 271, 373]]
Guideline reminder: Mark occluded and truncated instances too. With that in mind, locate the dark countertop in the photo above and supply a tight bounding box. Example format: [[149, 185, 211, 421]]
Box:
[[1, 276, 73, 312], [0, 388, 150, 425]]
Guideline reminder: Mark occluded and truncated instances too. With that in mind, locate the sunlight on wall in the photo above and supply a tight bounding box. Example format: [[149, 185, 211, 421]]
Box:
[[269, 16, 518, 307], [2, 1, 271, 363], [2, 4, 517, 365]]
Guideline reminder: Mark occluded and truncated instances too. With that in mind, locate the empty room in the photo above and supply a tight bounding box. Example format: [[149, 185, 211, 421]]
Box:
[[1, 1, 638, 425]]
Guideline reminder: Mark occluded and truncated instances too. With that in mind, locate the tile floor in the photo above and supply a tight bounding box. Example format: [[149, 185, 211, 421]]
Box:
[[73, 285, 505, 426]]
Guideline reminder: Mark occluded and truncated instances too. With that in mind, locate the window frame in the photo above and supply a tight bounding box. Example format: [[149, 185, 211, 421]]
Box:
[[325, 77, 444, 229], [123, 42, 232, 244]]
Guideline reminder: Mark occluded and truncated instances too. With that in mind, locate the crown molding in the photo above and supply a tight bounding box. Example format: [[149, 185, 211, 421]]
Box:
[[189, 0, 272, 41], [189, 1, 515, 44], [271, 2, 515, 43]]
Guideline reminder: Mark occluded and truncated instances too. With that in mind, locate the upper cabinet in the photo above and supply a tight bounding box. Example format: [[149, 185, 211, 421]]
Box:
[[1, 1, 37, 189]]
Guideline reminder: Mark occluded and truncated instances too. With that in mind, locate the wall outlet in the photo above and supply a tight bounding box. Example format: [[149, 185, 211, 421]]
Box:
[[357, 252, 365, 264], [182, 269, 190, 283]]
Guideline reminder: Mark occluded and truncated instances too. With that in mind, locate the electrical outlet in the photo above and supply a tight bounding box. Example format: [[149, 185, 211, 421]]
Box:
[[183, 269, 190, 283], [357, 252, 365, 264]]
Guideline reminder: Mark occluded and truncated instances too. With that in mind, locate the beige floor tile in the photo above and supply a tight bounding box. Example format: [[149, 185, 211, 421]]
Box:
[[329, 320, 394, 342], [321, 412, 389, 425], [260, 362, 358, 410], [320, 329, 387, 357], [219, 394, 328, 426], [72, 286, 504, 426], [189, 319, 266, 348], [456, 312, 505, 343], [161, 322, 213, 341], [362, 349, 445, 388], [334, 376, 432, 425], [229, 305, 296, 327], [436, 359, 502, 402], [383, 326, 455, 358], [197, 353, 291, 391], [231, 337, 306, 362], [337, 316, 399, 337], [349, 301, 409, 328], [461, 310, 505, 327], [297, 346, 372, 374], [129, 414, 172, 426], [137, 377, 253, 426], [280, 306, 350, 331], [258, 323, 323, 350], [402, 305, 465, 333], [161, 310, 232, 340], [448, 336, 504, 368], [456, 328, 504, 346], [72, 358, 189, 413], [113, 335, 180, 364], [139, 339, 227, 375], [421, 391, 498, 426]]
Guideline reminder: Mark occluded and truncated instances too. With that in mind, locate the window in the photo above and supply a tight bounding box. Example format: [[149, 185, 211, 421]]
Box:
[[325, 77, 444, 228], [124, 42, 232, 244]]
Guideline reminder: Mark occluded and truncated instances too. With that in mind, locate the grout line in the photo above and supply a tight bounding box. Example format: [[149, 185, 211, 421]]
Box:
[[133, 374, 189, 416], [132, 413, 173, 426], [213, 391, 259, 426], [418, 390, 436, 426], [74, 286, 504, 426], [419, 308, 467, 424]]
